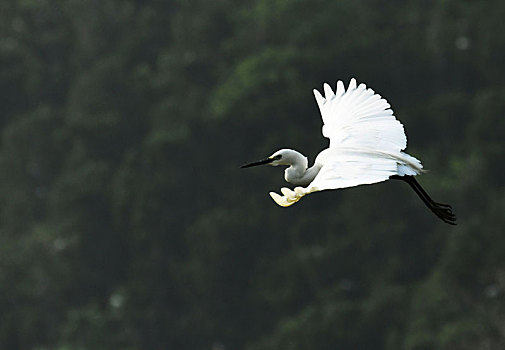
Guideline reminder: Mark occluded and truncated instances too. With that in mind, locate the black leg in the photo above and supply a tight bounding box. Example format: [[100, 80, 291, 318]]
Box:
[[408, 176, 452, 209], [390, 175, 456, 225]]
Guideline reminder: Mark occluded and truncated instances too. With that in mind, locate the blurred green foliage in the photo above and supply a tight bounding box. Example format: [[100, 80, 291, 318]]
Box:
[[0, 0, 504, 349]]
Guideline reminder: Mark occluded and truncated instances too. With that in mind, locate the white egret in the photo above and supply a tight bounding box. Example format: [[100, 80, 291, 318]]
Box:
[[242, 78, 456, 225]]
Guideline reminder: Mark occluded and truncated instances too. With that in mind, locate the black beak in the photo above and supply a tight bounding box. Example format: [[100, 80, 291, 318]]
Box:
[[241, 158, 274, 168]]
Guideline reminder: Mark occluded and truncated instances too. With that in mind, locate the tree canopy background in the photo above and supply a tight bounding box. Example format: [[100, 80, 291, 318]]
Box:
[[0, 0, 504, 349]]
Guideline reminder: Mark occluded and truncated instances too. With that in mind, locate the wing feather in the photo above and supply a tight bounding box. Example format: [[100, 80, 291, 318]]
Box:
[[335, 80, 345, 96], [324, 83, 334, 99], [314, 79, 407, 151], [313, 89, 324, 107], [309, 148, 399, 192]]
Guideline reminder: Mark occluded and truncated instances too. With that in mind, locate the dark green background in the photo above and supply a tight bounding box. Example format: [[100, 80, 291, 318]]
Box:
[[0, 0, 504, 349]]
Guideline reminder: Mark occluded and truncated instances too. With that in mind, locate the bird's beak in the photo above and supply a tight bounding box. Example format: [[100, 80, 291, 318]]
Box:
[[241, 157, 274, 168]]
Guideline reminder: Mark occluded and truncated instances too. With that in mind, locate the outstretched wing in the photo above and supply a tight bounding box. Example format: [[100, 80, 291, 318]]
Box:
[[309, 148, 407, 191], [313, 78, 407, 152]]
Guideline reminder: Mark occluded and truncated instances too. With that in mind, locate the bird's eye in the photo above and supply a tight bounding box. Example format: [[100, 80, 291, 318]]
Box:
[[274, 155, 282, 160]]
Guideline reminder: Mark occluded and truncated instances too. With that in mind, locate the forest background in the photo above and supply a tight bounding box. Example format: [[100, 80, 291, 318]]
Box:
[[0, 0, 504, 349]]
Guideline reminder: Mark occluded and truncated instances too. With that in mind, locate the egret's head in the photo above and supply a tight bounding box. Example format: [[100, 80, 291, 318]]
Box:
[[268, 149, 299, 166], [241, 149, 306, 168]]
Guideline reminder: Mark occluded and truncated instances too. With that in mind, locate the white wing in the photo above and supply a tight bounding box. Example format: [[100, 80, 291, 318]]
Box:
[[309, 148, 422, 191], [313, 78, 407, 151]]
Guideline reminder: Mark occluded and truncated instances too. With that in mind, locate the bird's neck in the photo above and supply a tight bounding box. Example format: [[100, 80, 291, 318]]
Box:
[[285, 161, 322, 186]]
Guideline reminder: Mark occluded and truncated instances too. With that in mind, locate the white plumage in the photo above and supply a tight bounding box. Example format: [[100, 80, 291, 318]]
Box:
[[242, 78, 455, 224]]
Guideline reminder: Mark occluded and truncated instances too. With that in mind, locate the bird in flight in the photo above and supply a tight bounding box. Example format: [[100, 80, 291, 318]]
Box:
[[242, 78, 456, 225]]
